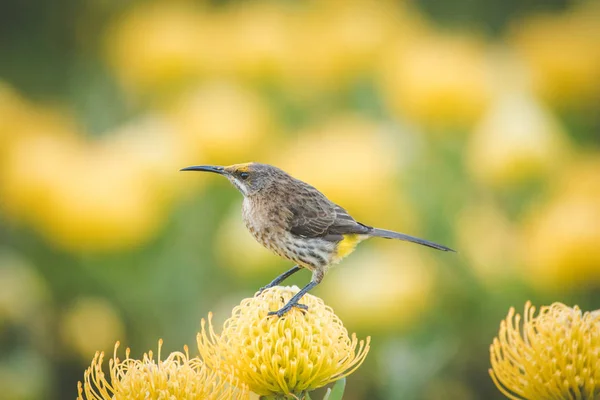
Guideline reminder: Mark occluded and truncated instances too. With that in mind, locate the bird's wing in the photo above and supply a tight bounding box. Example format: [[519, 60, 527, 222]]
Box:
[[327, 205, 371, 235], [288, 182, 370, 240], [288, 184, 336, 238]]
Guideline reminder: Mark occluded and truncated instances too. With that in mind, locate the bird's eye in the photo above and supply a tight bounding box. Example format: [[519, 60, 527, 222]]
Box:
[[239, 172, 250, 180]]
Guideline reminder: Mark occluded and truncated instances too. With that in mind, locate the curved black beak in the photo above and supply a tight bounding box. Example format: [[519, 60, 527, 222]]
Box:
[[180, 165, 225, 174]]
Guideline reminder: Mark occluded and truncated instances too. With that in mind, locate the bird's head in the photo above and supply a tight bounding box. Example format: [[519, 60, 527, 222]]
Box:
[[180, 162, 277, 196]]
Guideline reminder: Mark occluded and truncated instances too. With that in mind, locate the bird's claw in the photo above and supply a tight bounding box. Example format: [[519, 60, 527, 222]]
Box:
[[268, 301, 308, 317], [256, 286, 271, 297]]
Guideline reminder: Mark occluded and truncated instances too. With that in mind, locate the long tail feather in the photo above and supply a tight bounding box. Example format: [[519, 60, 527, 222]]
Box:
[[369, 228, 455, 252]]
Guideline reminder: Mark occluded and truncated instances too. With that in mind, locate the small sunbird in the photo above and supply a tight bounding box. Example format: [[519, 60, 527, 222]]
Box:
[[182, 162, 454, 317]]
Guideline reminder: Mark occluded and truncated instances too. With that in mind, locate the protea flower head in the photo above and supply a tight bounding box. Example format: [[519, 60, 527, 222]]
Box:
[[198, 286, 370, 397], [77, 340, 248, 400], [490, 301, 600, 399]]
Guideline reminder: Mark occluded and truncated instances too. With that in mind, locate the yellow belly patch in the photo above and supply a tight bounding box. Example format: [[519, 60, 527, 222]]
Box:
[[333, 234, 365, 263]]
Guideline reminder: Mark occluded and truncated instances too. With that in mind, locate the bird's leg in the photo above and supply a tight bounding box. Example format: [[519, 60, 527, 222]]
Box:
[[256, 265, 302, 296], [269, 270, 324, 317]]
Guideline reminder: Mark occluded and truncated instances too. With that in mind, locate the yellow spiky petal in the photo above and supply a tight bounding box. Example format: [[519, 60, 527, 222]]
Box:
[[489, 301, 600, 400], [198, 286, 371, 396], [77, 339, 249, 400]]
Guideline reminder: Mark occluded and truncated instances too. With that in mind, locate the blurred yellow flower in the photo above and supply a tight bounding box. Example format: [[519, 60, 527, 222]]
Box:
[[0, 86, 182, 254], [105, 2, 204, 93], [523, 158, 600, 290], [275, 115, 415, 228], [0, 88, 196, 254], [511, 1, 600, 108], [104, 116, 201, 200], [456, 203, 520, 286], [0, 131, 79, 224], [61, 297, 125, 361], [0, 83, 35, 154], [0, 131, 167, 252], [78, 340, 248, 400], [0, 84, 79, 169], [215, 2, 293, 81], [198, 286, 370, 396], [318, 244, 435, 330], [279, 0, 398, 91], [0, 252, 53, 399], [107, 2, 289, 87], [490, 302, 600, 400], [169, 81, 273, 165], [103, 0, 422, 94], [46, 154, 166, 252], [380, 34, 492, 129], [467, 84, 569, 187], [0, 251, 51, 327]]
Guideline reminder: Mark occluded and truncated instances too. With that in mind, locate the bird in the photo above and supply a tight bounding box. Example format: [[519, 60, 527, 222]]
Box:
[[181, 162, 454, 317]]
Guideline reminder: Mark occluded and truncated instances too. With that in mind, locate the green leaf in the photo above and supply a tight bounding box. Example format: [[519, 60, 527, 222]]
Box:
[[323, 378, 346, 400], [304, 392, 313, 400]]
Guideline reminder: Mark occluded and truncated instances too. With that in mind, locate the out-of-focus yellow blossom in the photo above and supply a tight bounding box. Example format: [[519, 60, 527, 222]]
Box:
[[103, 0, 420, 93], [511, 2, 600, 108], [467, 87, 569, 187], [169, 82, 274, 165], [0, 82, 16, 142], [456, 203, 520, 287], [213, 2, 292, 80], [0, 85, 79, 166], [0, 132, 80, 224], [104, 116, 202, 200], [279, 0, 398, 92], [143, 5, 283, 81], [0, 251, 51, 327], [216, 204, 284, 277], [523, 158, 600, 290], [490, 302, 600, 399], [0, 83, 37, 154], [41, 150, 166, 252], [380, 34, 492, 129], [106, 1, 284, 91], [61, 297, 125, 361], [0, 131, 167, 252], [198, 286, 370, 396], [78, 341, 249, 400], [319, 244, 435, 330], [0, 252, 52, 399], [276, 115, 415, 228], [0, 88, 190, 253], [105, 2, 204, 93]]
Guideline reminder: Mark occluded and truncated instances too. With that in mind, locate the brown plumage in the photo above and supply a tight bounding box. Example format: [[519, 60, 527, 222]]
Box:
[[182, 162, 454, 317]]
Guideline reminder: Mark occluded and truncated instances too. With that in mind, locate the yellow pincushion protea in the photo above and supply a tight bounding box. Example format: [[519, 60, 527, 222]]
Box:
[[198, 286, 371, 396], [490, 302, 600, 400], [77, 340, 248, 400]]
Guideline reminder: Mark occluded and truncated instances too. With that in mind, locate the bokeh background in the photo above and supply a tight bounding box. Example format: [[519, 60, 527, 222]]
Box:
[[1, 0, 599, 398]]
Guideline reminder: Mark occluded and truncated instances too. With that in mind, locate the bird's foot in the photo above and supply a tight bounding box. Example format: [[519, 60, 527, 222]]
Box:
[[256, 285, 272, 297], [268, 301, 308, 317]]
